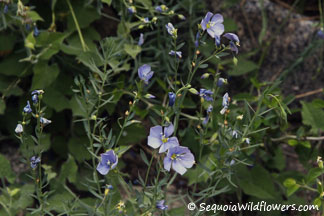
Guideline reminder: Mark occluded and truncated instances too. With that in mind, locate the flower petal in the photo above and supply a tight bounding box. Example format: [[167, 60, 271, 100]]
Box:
[[148, 136, 162, 149], [211, 13, 223, 24], [163, 157, 172, 171], [201, 12, 213, 30], [172, 160, 187, 175], [164, 123, 174, 137], [97, 162, 110, 175]]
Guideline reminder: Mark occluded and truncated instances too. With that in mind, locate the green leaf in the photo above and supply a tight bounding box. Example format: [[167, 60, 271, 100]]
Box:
[[25, 32, 36, 50], [235, 165, 277, 199], [26, 11, 44, 22], [42, 164, 57, 182], [283, 178, 296, 187], [59, 155, 78, 183], [301, 101, 324, 133], [0, 154, 15, 183], [32, 62, 60, 89], [140, 149, 149, 166], [15, 184, 34, 209], [306, 167, 324, 184], [68, 137, 91, 162], [102, 0, 112, 5], [42, 87, 70, 112], [228, 58, 258, 76], [123, 44, 141, 59]]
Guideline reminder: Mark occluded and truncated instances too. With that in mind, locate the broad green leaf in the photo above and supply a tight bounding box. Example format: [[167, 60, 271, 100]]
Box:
[[26, 11, 44, 22], [68, 137, 91, 162], [42, 87, 70, 112], [32, 62, 60, 89], [59, 155, 78, 183], [235, 165, 277, 200], [0, 53, 29, 76], [301, 101, 324, 133], [0, 154, 15, 183]]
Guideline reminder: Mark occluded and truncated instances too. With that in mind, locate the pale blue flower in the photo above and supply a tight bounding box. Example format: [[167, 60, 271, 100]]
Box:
[[96, 150, 118, 175], [15, 124, 23, 134], [199, 89, 213, 101], [147, 123, 179, 153], [138, 33, 144, 46], [165, 23, 177, 37], [169, 50, 182, 58], [128, 6, 136, 14], [33, 26, 40, 37], [40, 117, 51, 126], [138, 64, 154, 84], [201, 12, 224, 38], [30, 156, 41, 169], [156, 200, 168, 210], [224, 33, 240, 54], [163, 146, 195, 175], [23, 101, 32, 113]]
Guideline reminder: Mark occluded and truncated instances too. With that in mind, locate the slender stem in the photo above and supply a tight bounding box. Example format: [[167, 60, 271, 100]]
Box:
[[143, 150, 156, 192], [66, 0, 88, 52]]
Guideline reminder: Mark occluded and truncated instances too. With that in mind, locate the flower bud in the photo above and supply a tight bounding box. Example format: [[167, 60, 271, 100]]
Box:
[[189, 88, 199, 95]]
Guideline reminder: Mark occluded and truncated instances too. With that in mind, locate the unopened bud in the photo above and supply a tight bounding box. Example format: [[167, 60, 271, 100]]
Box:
[[196, 50, 200, 55], [125, 110, 129, 116]]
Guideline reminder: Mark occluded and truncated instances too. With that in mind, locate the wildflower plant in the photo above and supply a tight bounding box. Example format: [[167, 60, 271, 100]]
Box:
[[1, 0, 321, 215]]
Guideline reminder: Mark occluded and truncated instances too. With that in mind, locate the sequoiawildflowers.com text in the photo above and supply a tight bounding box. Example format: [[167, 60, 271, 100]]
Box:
[[187, 201, 319, 213]]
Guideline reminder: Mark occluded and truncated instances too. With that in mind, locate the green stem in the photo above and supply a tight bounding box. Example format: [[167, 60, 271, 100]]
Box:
[[66, 0, 88, 52], [143, 150, 156, 192]]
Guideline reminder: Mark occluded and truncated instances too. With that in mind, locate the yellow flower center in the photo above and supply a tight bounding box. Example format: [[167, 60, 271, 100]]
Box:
[[162, 135, 168, 143], [171, 154, 177, 160]]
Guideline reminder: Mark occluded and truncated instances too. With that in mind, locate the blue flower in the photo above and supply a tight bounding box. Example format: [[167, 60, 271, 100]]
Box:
[[201, 12, 224, 38], [33, 26, 40, 37], [222, 93, 229, 107], [232, 130, 239, 138], [147, 123, 179, 153], [23, 101, 32, 113], [144, 93, 156, 99], [128, 6, 136, 14], [32, 95, 38, 104], [195, 32, 200, 47], [207, 104, 213, 113], [25, 24, 30, 31], [178, 14, 186, 20], [199, 89, 213, 102], [15, 124, 23, 134], [223, 33, 240, 54], [40, 117, 52, 126], [156, 200, 168, 210], [200, 73, 210, 79], [138, 64, 154, 84], [138, 33, 144, 46], [168, 92, 176, 106], [30, 156, 41, 169], [317, 30, 324, 39], [96, 150, 118, 175], [169, 50, 182, 58], [3, 5, 8, 14], [165, 23, 177, 37], [217, 78, 227, 87], [163, 146, 195, 175], [31, 90, 44, 95], [220, 93, 229, 115], [245, 138, 250, 144], [215, 35, 221, 47], [155, 5, 168, 13], [203, 105, 213, 125], [143, 17, 149, 23]]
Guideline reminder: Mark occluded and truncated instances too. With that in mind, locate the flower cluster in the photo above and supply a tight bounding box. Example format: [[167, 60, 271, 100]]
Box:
[[147, 122, 195, 175], [197, 12, 240, 54]]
